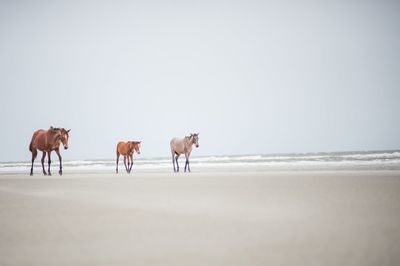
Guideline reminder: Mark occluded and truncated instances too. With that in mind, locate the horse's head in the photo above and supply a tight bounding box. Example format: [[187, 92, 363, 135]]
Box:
[[61, 129, 71, 150], [191, 133, 199, 148], [129, 141, 141, 154], [134, 141, 141, 154]]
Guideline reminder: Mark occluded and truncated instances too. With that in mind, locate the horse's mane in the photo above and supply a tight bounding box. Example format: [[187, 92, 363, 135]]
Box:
[[50, 127, 70, 135]]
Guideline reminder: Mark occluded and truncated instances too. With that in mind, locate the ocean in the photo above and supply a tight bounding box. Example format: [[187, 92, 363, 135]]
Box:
[[1, 150, 400, 173]]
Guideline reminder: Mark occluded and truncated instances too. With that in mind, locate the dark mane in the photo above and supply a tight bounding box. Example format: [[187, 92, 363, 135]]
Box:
[[30, 126, 70, 176], [170, 133, 200, 173]]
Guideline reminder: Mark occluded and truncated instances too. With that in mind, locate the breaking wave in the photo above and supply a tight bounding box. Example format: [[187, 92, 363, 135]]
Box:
[[1, 150, 400, 173]]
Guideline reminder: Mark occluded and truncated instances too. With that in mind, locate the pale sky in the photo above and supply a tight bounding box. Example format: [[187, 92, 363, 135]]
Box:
[[0, 0, 399, 161]]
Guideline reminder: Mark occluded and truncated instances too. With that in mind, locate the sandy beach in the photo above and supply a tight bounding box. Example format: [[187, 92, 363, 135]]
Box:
[[1, 169, 399, 266]]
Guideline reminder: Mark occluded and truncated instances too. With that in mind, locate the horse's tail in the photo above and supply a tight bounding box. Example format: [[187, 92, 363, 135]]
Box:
[[29, 131, 39, 152], [116, 143, 119, 155]]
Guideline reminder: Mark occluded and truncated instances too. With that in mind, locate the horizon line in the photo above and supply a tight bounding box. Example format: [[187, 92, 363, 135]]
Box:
[[2, 149, 399, 164]]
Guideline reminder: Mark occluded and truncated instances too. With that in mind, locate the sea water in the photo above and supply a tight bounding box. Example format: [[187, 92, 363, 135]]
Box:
[[1, 150, 400, 173]]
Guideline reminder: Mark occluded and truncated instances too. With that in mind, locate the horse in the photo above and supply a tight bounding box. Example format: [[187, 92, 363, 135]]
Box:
[[170, 133, 199, 172], [29, 126, 70, 176], [116, 141, 141, 173]]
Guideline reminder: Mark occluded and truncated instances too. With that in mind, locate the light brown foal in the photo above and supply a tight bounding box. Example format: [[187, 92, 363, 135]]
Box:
[[116, 141, 141, 173]]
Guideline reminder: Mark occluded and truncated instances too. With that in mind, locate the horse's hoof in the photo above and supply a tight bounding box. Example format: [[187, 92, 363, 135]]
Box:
[[43, 172, 47, 176], [59, 171, 62, 176], [30, 173, 33, 176]]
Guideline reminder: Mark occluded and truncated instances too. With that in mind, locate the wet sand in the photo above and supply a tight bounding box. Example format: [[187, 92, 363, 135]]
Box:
[[1, 170, 400, 266]]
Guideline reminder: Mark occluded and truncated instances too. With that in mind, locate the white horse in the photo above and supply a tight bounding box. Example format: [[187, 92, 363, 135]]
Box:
[[170, 133, 199, 172]]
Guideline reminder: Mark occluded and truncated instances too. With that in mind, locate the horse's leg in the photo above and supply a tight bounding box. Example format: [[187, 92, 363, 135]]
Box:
[[175, 154, 180, 172], [187, 152, 191, 172], [47, 151, 52, 176], [184, 153, 190, 172], [129, 155, 134, 173], [30, 149, 37, 176], [41, 152, 47, 175], [123, 156, 129, 173], [116, 152, 120, 173], [55, 149, 62, 175], [172, 151, 176, 172], [184, 154, 187, 172], [127, 156, 131, 173]]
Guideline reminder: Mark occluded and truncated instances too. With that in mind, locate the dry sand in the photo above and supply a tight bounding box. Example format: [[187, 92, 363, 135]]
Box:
[[0, 169, 400, 266]]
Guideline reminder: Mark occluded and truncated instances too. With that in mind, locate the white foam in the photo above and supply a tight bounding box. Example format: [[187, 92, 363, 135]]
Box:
[[2, 151, 400, 173]]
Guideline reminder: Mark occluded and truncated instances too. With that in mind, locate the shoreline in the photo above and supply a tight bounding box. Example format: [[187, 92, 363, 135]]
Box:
[[2, 150, 400, 174], [2, 166, 400, 177]]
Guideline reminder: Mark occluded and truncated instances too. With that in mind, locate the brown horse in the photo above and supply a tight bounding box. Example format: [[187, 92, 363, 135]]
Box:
[[170, 133, 199, 172], [116, 141, 141, 173], [29, 126, 70, 176]]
